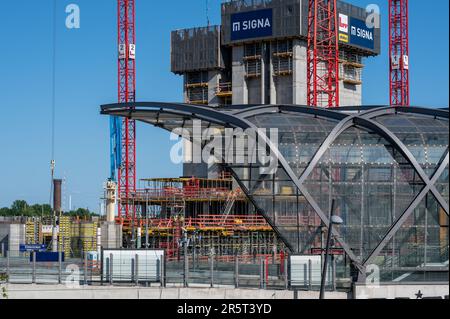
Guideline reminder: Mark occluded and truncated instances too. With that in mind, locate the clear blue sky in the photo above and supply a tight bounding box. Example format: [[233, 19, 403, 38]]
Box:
[[0, 0, 448, 212]]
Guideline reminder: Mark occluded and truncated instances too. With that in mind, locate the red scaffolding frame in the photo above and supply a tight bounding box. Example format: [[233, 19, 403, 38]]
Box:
[[307, 0, 340, 108], [389, 0, 410, 106]]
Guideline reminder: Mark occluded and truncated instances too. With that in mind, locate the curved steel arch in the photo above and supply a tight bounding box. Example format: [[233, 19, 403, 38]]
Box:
[[354, 117, 449, 215], [231, 105, 449, 214], [101, 102, 449, 270], [231, 104, 450, 266], [103, 102, 363, 263]]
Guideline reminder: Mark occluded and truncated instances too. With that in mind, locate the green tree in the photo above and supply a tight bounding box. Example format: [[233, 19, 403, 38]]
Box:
[[10, 200, 28, 215], [0, 207, 11, 216]]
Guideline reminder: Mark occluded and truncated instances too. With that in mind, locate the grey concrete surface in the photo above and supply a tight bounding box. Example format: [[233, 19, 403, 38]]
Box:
[[2, 284, 348, 300]]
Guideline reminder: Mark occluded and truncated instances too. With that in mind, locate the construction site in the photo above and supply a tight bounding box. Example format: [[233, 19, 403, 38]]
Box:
[[0, 0, 448, 300]]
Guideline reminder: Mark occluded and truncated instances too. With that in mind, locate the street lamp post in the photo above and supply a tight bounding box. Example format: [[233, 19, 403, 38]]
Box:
[[320, 200, 343, 299]]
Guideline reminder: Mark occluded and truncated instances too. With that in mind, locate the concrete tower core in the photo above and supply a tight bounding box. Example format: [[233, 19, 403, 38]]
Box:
[[171, 0, 380, 107]]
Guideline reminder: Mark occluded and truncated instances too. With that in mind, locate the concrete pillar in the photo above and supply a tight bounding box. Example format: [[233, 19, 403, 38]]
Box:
[[105, 181, 117, 223], [260, 43, 266, 104], [51, 226, 58, 253], [269, 43, 277, 104], [232, 45, 248, 105], [101, 222, 122, 250], [292, 39, 307, 105], [136, 227, 142, 249], [208, 71, 220, 106]]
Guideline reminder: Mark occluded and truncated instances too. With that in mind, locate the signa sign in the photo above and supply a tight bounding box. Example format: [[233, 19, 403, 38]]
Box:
[[338, 14, 374, 50], [231, 9, 273, 41]]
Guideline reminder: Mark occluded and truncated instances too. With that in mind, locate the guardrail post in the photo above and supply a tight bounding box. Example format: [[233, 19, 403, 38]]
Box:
[[135, 254, 139, 286], [260, 257, 264, 289], [308, 259, 312, 291], [162, 254, 166, 288], [284, 256, 289, 290], [84, 253, 88, 286], [32, 251, 36, 284], [234, 257, 239, 288], [109, 254, 113, 285], [332, 256, 336, 291], [210, 254, 214, 288], [58, 250, 62, 284], [6, 255, 10, 283], [183, 243, 189, 288]]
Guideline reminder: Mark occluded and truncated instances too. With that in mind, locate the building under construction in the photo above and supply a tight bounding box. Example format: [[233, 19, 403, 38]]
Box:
[[118, 175, 286, 262], [171, 0, 380, 108]]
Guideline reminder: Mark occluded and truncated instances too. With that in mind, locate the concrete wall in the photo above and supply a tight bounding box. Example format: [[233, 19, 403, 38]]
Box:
[[292, 39, 307, 105], [354, 284, 449, 299], [0, 223, 25, 257], [100, 222, 122, 249], [339, 81, 362, 106], [5, 284, 448, 300], [232, 46, 248, 105], [275, 76, 293, 105], [229, 40, 361, 106], [2, 284, 348, 300], [247, 78, 262, 105]]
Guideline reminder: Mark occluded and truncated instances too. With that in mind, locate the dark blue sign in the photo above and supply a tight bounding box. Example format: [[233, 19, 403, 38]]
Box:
[[31, 252, 65, 263], [231, 9, 273, 41], [20, 244, 46, 252], [349, 17, 374, 50]]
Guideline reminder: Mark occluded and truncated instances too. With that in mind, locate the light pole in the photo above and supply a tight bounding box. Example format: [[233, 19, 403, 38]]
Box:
[[320, 200, 343, 299]]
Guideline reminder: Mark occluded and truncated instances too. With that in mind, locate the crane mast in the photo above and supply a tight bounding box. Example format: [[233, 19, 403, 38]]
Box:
[[389, 0, 409, 106], [307, 0, 340, 108], [118, 0, 136, 218]]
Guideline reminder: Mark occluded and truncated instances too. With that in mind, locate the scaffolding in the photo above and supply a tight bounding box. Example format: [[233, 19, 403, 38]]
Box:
[[339, 51, 363, 85], [244, 43, 262, 78], [185, 71, 209, 104], [116, 176, 287, 261], [272, 40, 293, 76]]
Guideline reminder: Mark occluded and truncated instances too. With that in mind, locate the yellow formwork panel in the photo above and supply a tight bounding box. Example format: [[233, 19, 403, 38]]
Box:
[[80, 222, 98, 252]]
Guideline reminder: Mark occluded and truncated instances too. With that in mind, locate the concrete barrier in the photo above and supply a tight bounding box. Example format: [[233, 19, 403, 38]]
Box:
[[354, 283, 449, 299], [3, 284, 348, 300]]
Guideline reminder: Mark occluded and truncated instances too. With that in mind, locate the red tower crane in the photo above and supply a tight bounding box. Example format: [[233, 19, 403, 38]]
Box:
[[307, 0, 340, 108], [118, 0, 136, 218], [389, 0, 409, 106]]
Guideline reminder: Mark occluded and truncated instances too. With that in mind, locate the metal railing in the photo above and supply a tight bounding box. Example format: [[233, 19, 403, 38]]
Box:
[[0, 253, 340, 292]]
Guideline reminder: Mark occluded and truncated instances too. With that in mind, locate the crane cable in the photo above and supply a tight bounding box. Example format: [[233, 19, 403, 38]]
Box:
[[49, 0, 57, 215]]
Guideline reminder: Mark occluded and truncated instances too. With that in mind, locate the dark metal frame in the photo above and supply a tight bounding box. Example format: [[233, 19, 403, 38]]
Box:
[[101, 102, 449, 273]]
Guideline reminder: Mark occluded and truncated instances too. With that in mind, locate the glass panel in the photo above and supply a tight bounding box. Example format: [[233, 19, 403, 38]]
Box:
[[375, 114, 449, 178], [245, 112, 339, 177], [435, 165, 449, 205], [304, 127, 426, 260], [371, 194, 449, 283]]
